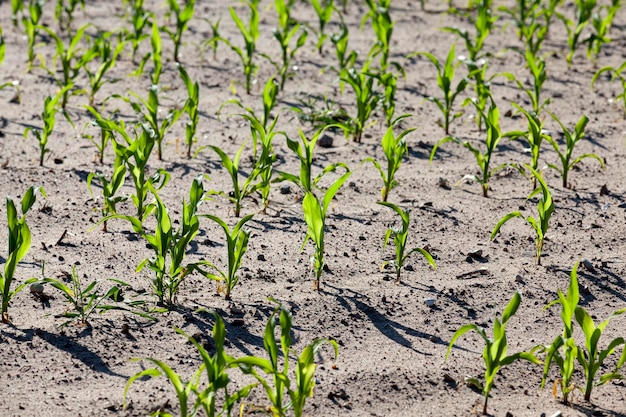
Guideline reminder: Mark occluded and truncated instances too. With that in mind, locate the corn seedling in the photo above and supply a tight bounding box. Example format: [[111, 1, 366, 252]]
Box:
[[177, 63, 200, 158], [113, 177, 208, 307], [84, 102, 120, 164], [545, 112, 604, 188], [127, 84, 181, 161], [364, 126, 415, 202], [498, 48, 549, 115], [11, 0, 24, 27], [280, 127, 350, 194], [505, 104, 550, 188], [55, 0, 85, 33], [265, 0, 308, 91], [83, 32, 126, 108], [543, 262, 626, 403], [124, 314, 255, 416], [124, 0, 150, 63], [541, 262, 581, 404], [310, 0, 334, 53], [164, 0, 195, 62], [498, 0, 542, 41], [221, 1, 260, 94], [87, 154, 128, 232], [24, 85, 73, 167], [362, 0, 395, 72], [90, 114, 168, 222], [329, 22, 358, 79], [592, 62, 626, 118], [135, 19, 163, 85], [232, 304, 339, 417], [561, 0, 597, 66], [585, 0, 620, 62], [430, 97, 507, 197], [199, 214, 253, 301], [210, 142, 260, 218], [40, 24, 92, 109], [446, 292, 541, 415], [22, 0, 44, 70], [0, 27, 5, 65], [411, 44, 469, 135], [302, 170, 352, 290], [0, 186, 45, 323], [244, 113, 282, 212], [491, 166, 554, 265], [445, 0, 496, 130], [378, 202, 436, 283], [339, 60, 381, 142], [41, 266, 134, 327]]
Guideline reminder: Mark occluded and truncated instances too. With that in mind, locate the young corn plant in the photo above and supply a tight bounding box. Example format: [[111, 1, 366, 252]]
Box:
[[232, 305, 339, 417], [545, 112, 604, 188], [340, 60, 382, 143], [83, 32, 126, 107], [362, 0, 394, 72], [430, 97, 507, 197], [41, 266, 134, 327], [131, 19, 162, 85], [124, 0, 150, 63], [127, 84, 181, 161], [87, 154, 128, 232], [543, 262, 626, 403], [164, 0, 195, 62], [364, 126, 415, 202], [24, 85, 73, 167], [265, 0, 308, 91], [280, 127, 350, 194], [1, 186, 46, 323], [11, 0, 24, 28], [40, 24, 92, 109], [199, 214, 253, 301], [585, 0, 620, 62], [446, 292, 542, 415], [445, 0, 497, 130], [329, 22, 358, 78], [505, 104, 550, 188], [90, 114, 167, 222], [302, 171, 352, 290], [222, 1, 260, 94], [491, 166, 554, 265], [591, 61, 626, 118], [498, 0, 542, 41], [178, 63, 200, 158], [210, 143, 257, 218], [378, 202, 436, 283], [310, 0, 334, 54], [22, 0, 44, 70], [411, 44, 469, 135], [55, 0, 85, 33], [499, 48, 549, 115], [201, 17, 222, 61], [561, 0, 597, 66], [541, 261, 581, 404], [84, 104, 118, 164], [114, 177, 208, 307], [125, 316, 256, 416]]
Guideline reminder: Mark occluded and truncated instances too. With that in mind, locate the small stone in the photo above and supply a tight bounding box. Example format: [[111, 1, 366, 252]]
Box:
[[54, 158, 63, 165], [582, 259, 596, 273], [404, 264, 414, 272], [467, 248, 483, 259], [424, 297, 436, 307], [232, 318, 245, 326], [318, 134, 333, 148], [515, 275, 524, 283], [257, 253, 266, 261], [600, 184, 610, 196], [279, 184, 291, 195], [230, 306, 245, 316], [30, 283, 44, 294], [549, 412, 562, 417], [437, 177, 451, 190]]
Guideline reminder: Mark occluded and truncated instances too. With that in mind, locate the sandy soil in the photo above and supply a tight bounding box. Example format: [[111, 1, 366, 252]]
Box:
[[1, 0, 626, 416]]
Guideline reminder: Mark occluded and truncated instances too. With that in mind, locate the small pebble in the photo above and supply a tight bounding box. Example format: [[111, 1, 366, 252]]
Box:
[[424, 297, 436, 307], [318, 134, 333, 148], [30, 283, 44, 294], [279, 184, 291, 195]]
